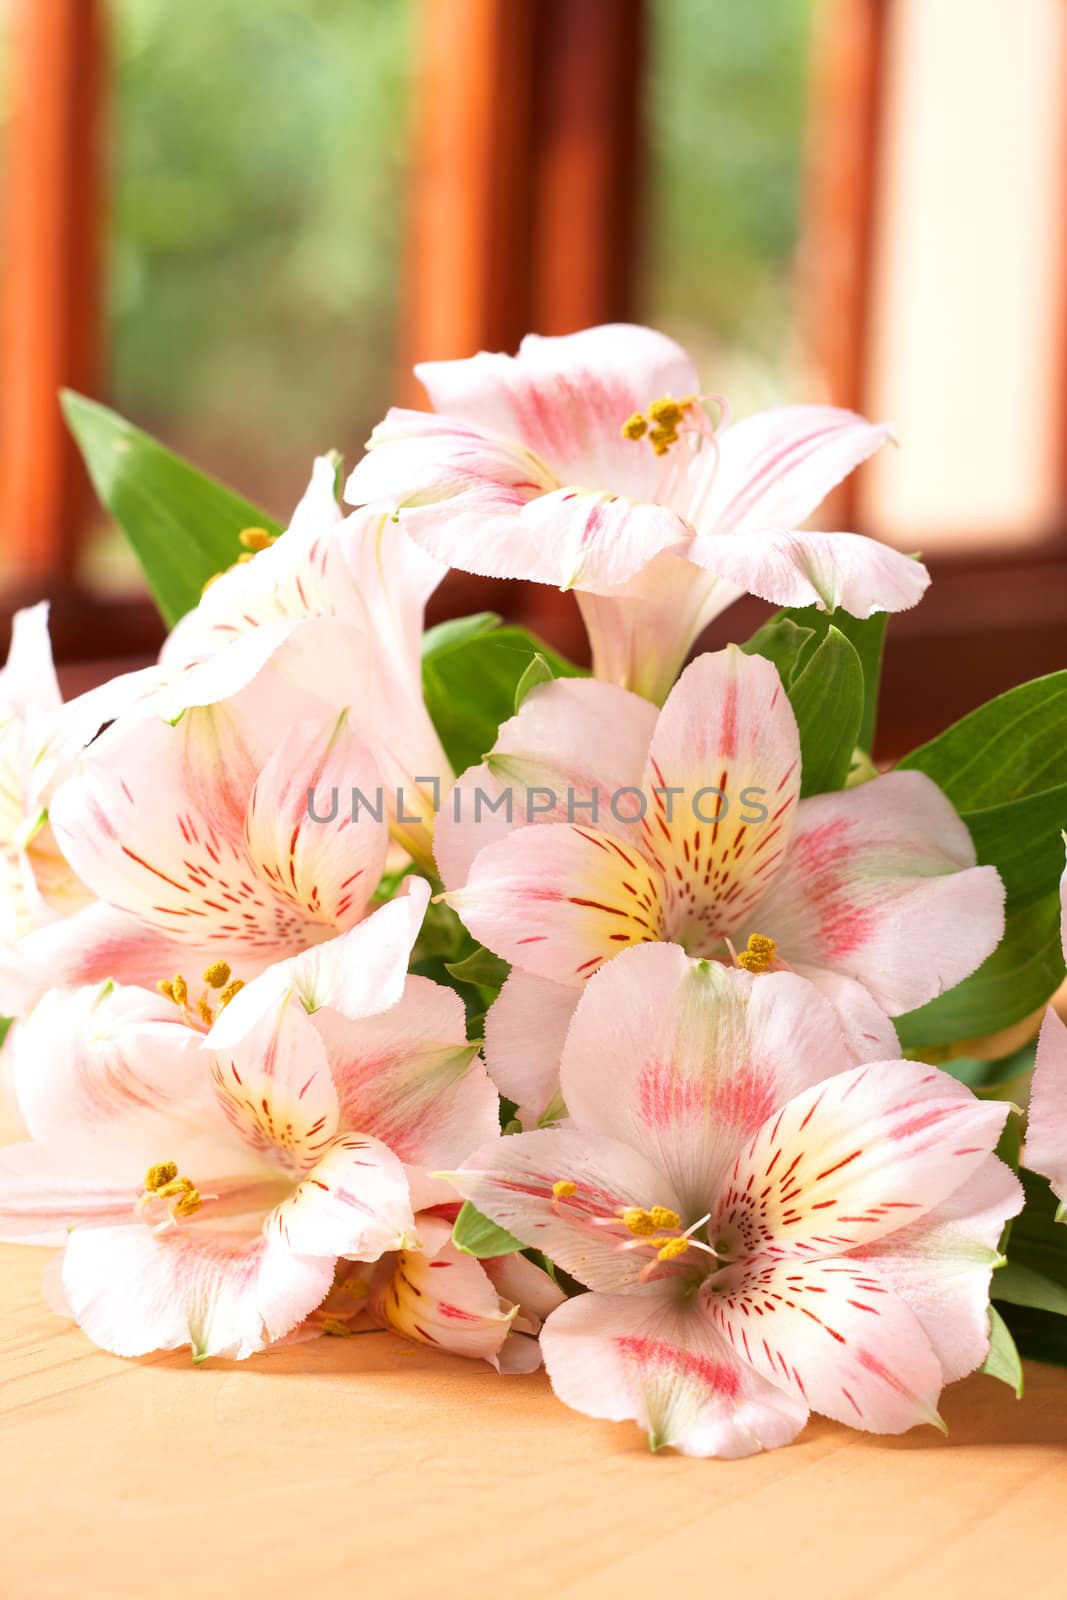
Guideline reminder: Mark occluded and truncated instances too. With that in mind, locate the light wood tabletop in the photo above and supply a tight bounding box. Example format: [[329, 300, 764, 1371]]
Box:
[[2, 1240, 1065, 1600]]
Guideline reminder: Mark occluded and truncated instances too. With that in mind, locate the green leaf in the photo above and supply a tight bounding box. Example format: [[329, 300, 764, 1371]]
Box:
[[787, 627, 865, 797], [62, 391, 282, 626], [993, 1261, 1067, 1318], [740, 616, 815, 684], [445, 946, 511, 992], [513, 653, 555, 712], [982, 1306, 1024, 1397], [894, 890, 1066, 1050], [422, 617, 585, 775], [452, 1201, 523, 1258], [961, 785, 1067, 910], [997, 1303, 1067, 1370], [1004, 1169, 1067, 1290], [943, 1041, 1035, 1101], [420, 612, 501, 659], [898, 669, 1067, 810], [745, 604, 887, 754]]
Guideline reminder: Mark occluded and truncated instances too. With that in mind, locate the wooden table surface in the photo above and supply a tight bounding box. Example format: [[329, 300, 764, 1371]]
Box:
[[2, 1242, 1066, 1600]]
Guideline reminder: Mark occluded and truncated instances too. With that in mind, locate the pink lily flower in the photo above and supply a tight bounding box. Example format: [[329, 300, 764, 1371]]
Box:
[[435, 646, 1005, 1122], [344, 323, 928, 703], [0, 924, 498, 1361], [304, 1209, 564, 1372], [1023, 845, 1067, 1218], [47, 654, 406, 972], [0, 604, 156, 941], [450, 943, 1022, 1456]]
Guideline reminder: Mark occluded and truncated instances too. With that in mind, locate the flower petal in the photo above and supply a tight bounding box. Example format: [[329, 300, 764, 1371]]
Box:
[[434, 676, 656, 890], [243, 708, 388, 933], [714, 1060, 1011, 1260], [483, 971, 579, 1126], [1023, 1005, 1067, 1215], [312, 974, 497, 1167], [269, 1131, 415, 1261], [687, 529, 929, 616], [541, 1289, 808, 1458], [696, 405, 891, 536], [561, 944, 859, 1216], [448, 821, 666, 986], [705, 1254, 945, 1433], [0, 1143, 141, 1244], [638, 646, 800, 951], [204, 880, 430, 1049], [1, 602, 62, 719], [209, 993, 339, 1171], [854, 1156, 1023, 1382], [742, 771, 1006, 1015], [369, 1212, 518, 1363], [450, 1126, 679, 1293], [61, 1222, 334, 1360]]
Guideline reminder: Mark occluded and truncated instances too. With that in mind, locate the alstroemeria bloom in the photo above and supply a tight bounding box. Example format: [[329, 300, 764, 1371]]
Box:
[[0, 604, 155, 941], [149, 459, 452, 865], [344, 323, 927, 702], [1023, 847, 1067, 1219], [48, 655, 402, 973], [0, 929, 496, 1361], [305, 1212, 564, 1372], [436, 647, 1005, 1122], [451, 944, 1022, 1456]]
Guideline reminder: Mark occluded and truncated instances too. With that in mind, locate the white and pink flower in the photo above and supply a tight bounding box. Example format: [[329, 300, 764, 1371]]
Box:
[[345, 323, 927, 702], [436, 646, 1004, 1122], [1023, 845, 1067, 1219], [450, 943, 1022, 1456]]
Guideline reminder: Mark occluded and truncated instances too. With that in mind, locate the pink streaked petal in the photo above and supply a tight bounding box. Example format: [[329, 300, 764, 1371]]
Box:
[[244, 709, 387, 935], [205, 880, 430, 1049], [313, 974, 497, 1167], [61, 1222, 334, 1360], [268, 1131, 415, 1261], [541, 1289, 808, 1458], [209, 993, 339, 1171], [687, 529, 929, 616], [1024, 1005, 1067, 1215], [0, 902, 208, 1019], [450, 1126, 679, 1294], [854, 1156, 1023, 1383], [447, 822, 667, 987], [715, 1060, 1011, 1260], [562, 944, 858, 1216], [744, 771, 1006, 1016], [706, 1254, 944, 1434], [415, 323, 701, 501], [0, 1143, 141, 1245], [434, 677, 656, 891], [483, 971, 579, 1126], [516, 487, 692, 594], [695, 405, 891, 536], [576, 552, 741, 706], [369, 1212, 518, 1364], [638, 646, 801, 951], [796, 970, 901, 1064]]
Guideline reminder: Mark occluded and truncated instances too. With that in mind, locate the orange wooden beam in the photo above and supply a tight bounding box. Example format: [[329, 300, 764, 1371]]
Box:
[[0, 0, 107, 591]]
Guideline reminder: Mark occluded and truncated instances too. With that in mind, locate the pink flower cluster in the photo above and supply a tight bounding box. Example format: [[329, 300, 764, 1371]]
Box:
[[0, 323, 1061, 1457]]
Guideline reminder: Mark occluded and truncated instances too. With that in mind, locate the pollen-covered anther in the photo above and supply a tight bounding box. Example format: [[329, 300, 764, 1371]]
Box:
[[737, 932, 778, 974], [655, 1237, 691, 1262], [142, 1164, 204, 1222], [217, 978, 245, 1008], [238, 526, 276, 552], [144, 1161, 178, 1192], [621, 394, 697, 455], [552, 1179, 578, 1200], [202, 960, 232, 989]]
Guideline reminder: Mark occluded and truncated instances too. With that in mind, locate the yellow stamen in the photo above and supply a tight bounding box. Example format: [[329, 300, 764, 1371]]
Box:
[[622, 1206, 655, 1236], [621, 412, 648, 441], [172, 1188, 202, 1218], [217, 978, 245, 1007], [737, 933, 778, 974], [202, 960, 231, 989], [145, 1161, 178, 1192], [621, 394, 698, 455], [656, 1237, 690, 1261], [170, 974, 188, 1007], [552, 1180, 578, 1199], [154, 1176, 194, 1200], [648, 1205, 682, 1230], [156, 979, 175, 1002], [197, 994, 215, 1026], [238, 527, 275, 552]]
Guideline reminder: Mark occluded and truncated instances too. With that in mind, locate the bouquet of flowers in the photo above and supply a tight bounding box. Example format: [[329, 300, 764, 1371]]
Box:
[[1, 324, 1064, 1458]]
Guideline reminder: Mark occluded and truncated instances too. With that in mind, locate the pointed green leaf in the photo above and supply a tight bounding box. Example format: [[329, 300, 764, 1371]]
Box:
[[981, 1306, 1024, 1397], [993, 1261, 1067, 1318], [961, 784, 1067, 911], [452, 1201, 523, 1259], [787, 626, 865, 797], [62, 390, 281, 626], [513, 653, 555, 712], [445, 946, 511, 992]]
